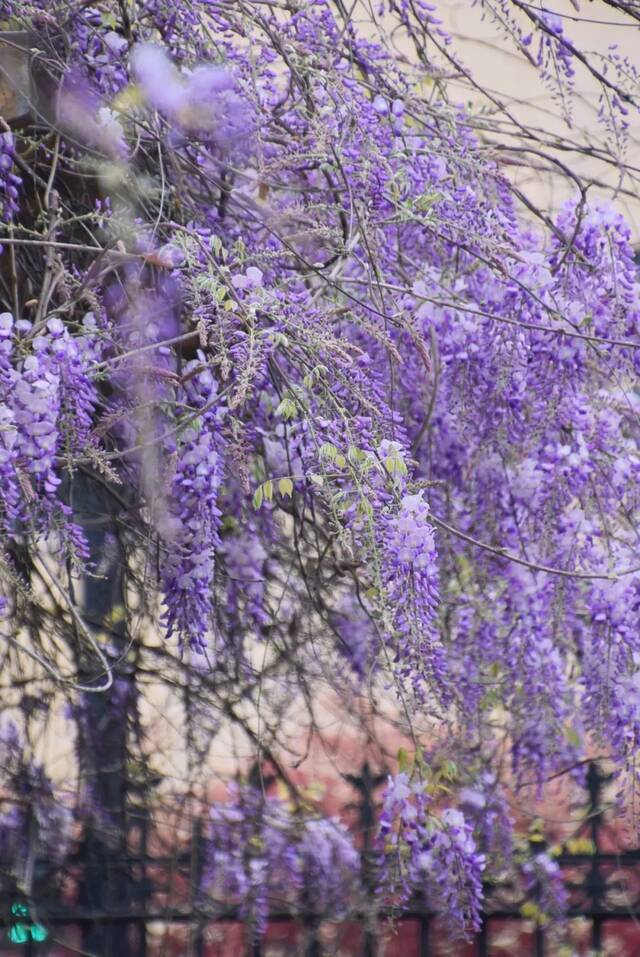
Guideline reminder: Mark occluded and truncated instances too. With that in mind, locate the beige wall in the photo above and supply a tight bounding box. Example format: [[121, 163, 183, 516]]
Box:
[[439, 0, 640, 237]]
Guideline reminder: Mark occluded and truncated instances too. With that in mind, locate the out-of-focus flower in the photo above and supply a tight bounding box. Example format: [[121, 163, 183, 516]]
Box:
[[58, 72, 127, 159], [130, 43, 253, 148]]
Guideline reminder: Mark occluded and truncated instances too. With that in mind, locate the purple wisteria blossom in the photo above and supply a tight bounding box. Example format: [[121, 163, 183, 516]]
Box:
[[160, 361, 225, 653], [202, 788, 361, 937], [0, 0, 638, 945], [0, 132, 21, 250], [131, 43, 253, 148], [378, 773, 485, 936]]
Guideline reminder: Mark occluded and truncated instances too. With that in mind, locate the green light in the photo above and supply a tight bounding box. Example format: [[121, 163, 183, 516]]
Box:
[[9, 924, 29, 945], [30, 924, 48, 943], [8, 902, 49, 945]]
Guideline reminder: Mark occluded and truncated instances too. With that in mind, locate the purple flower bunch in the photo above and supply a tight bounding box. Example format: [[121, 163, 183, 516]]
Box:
[[0, 313, 97, 551], [520, 849, 569, 925], [459, 772, 514, 864], [221, 522, 270, 641], [131, 43, 253, 149], [160, 361, 225, 653], [202, 787, 360, 937], [0, 131, 21, 249], [297, 816, 362, 918], [377, 773, 485, 937], [0, 723, 72, 884], [381, 491, 444, 694], [536, 12, 575, 82]]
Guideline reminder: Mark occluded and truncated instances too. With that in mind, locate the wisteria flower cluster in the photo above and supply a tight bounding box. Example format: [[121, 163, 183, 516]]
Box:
[[203, 787, 360, 936], [0, 0, 638, 943], [0, 132, 20, 248], [0, 311, 96, 555], [520, 848, 569, 927], [377, 773, 485, 935], [0, 724, 71, 887], [159, 361, 225, 653]]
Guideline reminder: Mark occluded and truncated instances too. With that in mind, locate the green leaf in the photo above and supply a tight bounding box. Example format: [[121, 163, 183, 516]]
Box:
[[253, 485, 264, 509], [414, 191, 443, 212], [397, 747, 410, 773], [358, 498, 374, 518], [565, 837, 595, 855], [520, 901, 540, 921], [278, 477, 294, 498], [303, 363, 328, 388], [441, 760, 457, 781], [564, 725, 581, 748], [263, 480, 274, 502], [320, 442, 338, 461], [276, 396, 297, 420]]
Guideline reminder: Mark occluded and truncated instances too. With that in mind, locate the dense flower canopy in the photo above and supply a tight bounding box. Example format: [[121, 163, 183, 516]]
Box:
[[0, 0, 639, 944]]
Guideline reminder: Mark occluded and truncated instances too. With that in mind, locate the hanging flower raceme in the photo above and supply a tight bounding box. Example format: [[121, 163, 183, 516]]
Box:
[[0, 313, 21, 528], [377, 773, 485, 938], [459, 772, 514, 866], [201, 787, 361, 938], [0, 132, 21, 254], [296, 816, 362, 918], [159, 359, 225, 654], [0, 313, 97, 551], [520, 849, 568, 926], [380, 490, 445, 697], [0, 723, 72, 884]]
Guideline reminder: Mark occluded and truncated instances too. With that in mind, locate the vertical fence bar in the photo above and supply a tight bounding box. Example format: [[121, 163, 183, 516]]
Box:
[[344, 762, 386, 957], [477, 917, 488, 957], [591, 916, 603, 954], [363, 929, 376, 957], [70, 472, 132, 957], [190, 816, 205, 957], [305, 933, 321, 957], [304, 916, 321, 957], [419, 914, 430, 957], [587, 763, 605, 957]]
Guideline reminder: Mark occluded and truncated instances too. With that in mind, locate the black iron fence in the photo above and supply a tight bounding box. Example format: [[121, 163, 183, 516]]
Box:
[[2, 762, 640, 956]]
